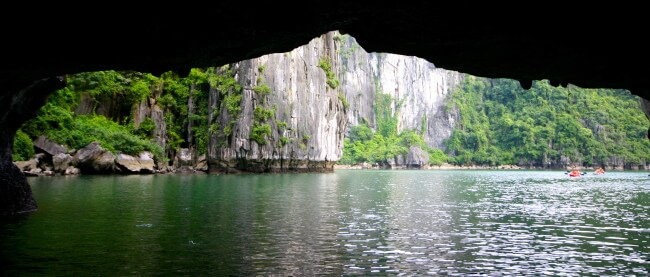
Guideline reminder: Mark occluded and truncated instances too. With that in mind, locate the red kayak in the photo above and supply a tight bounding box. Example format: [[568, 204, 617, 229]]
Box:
[[568, 170, 582, 177]]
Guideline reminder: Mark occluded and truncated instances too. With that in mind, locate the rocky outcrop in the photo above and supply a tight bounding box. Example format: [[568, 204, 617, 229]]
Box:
[[137, 152, 156, 173], [207, 32, 347, 173], [14, 158, 38, 172], [30, 136, 68, 173], [176, 148, 193, 167], [64, 167, 80, 175], [33, 136, 67, 156], [115, 152, 155, 174], [52, 153, 74, 173], [405, 146, 429, 169], [174, 148, 195, 173], [74, 142, 117, 174], [133, 85, 167, 152], [15, 152, 77, 175], [75, 91, 124, 120], [16, 142, 158, 175], [114, 154, 143, 173], [196, 155, 207, 172]]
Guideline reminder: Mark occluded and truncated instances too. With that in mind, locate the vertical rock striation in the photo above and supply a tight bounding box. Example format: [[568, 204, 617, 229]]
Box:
[[208, 32, 347, 173], [339, 34, 464, 149]]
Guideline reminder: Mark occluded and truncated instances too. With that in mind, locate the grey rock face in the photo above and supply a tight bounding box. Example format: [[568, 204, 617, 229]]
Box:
[[133, 90, 167, 152], [115, 154, 139, 172], [74, 142, 117, 174], [52, 153, 74, 173], [196, 155, 207, 172], [340, 35, 464, 149], [368, 55, 463, 149], [64, 166, 80, 175], [339, 35, 376, 128], [208, 32, 347, 173], [115, 152, 155, 174], [405, 146, 429, 168], [175, 148, 195, 173], [137, 152, 155, 173], [33, 136, 67, 156], [13, 159, 37, 171], [176, 148, 193, 167]]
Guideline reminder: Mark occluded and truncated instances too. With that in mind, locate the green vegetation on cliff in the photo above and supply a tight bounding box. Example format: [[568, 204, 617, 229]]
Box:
[[15, 68, 236, 162], [318, 57, 340, 89], [18, 72, 166, 158], [250, 66, 274, 145], [208, 65, 242, 138], [340, 92, 435, 165]]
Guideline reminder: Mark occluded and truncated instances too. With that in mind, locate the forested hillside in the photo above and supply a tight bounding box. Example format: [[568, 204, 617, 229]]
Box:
[[446, 77, 649, 168]]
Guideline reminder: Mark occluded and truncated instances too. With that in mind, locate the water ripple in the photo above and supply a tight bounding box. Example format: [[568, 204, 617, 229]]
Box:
[[334, 171, 649, 275], [6, 171, 649, 276]]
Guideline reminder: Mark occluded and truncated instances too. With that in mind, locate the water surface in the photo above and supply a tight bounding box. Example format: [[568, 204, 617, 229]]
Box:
[[1, 170, 648, 275]]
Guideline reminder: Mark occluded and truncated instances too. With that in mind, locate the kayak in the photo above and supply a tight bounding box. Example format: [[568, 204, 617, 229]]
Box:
[[567, 171, 584, 177]]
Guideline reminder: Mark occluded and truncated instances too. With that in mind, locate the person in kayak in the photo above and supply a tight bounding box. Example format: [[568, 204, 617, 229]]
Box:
[[569, 170, 582, 177]]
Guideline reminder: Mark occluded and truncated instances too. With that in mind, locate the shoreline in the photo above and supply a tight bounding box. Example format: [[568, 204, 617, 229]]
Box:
[[334, 163, 649, 171], [19, 163, 649, 177]]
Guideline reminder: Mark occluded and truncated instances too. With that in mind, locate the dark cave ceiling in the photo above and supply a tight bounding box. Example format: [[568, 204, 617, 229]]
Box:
[[2, 4, 647, 99]]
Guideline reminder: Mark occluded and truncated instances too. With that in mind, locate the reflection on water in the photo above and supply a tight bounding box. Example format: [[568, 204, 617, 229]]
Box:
[[0, 171, 648, 275]]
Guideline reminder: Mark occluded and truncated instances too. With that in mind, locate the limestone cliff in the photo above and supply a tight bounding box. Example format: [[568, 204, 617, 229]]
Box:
[[338, 34, 464, 149], [205, 32, 464, 172], [207, 32, 347, 172]]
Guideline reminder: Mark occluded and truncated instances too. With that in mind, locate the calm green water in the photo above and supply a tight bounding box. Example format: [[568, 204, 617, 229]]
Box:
[[1, 170, 648, 275]]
